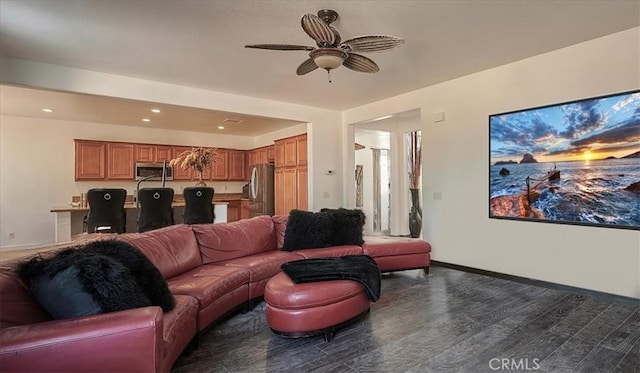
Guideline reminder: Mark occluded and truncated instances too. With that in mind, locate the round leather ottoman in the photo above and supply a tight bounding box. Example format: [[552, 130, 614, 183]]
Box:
[[265, 272, 370, 341]]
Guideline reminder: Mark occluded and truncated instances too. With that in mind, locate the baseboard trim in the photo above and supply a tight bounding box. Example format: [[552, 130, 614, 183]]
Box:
[[431, 260, 639, 306]]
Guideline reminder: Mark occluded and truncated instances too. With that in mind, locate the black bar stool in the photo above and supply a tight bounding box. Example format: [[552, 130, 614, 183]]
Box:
[[137, 188, 175, 233], [183, 187, 215, 224], [86, 188, 127, 233]]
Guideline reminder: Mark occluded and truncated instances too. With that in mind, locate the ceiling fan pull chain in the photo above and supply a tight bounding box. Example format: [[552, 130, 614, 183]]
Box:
[[327, 69, 332, 83]]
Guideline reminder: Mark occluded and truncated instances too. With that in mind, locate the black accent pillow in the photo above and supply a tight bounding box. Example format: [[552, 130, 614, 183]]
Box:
[[17, 240, 175, 320], [320, 208, 366, 246], [281, 209, 333, 251], [20, 253, 151, 319]]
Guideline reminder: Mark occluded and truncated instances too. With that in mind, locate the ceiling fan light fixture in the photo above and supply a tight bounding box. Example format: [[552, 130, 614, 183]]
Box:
[[310, 48, 347, 70]]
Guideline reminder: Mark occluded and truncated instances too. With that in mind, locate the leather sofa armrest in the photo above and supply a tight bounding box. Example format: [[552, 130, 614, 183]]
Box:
[[0, 306, 163, 373]]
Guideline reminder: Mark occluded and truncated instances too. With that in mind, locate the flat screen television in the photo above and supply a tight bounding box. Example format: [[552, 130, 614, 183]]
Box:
[[489, 90, 639, 230]]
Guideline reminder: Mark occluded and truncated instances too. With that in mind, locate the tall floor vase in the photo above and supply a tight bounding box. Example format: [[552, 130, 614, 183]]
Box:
[[409, 188, 422, 238]]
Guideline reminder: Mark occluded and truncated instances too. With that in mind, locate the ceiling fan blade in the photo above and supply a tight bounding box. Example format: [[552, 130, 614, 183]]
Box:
[[341, 35, 405, 53], [245, 44, 315, 51], [296, 58, 319, 76], [301, 13, 335, 47], [343, 53, 379, 73]]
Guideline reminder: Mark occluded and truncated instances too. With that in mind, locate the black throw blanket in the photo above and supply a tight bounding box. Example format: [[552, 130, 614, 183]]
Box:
[[281, 255, 381, 302]]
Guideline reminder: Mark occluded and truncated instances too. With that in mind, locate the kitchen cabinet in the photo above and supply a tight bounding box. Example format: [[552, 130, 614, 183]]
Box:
[[266, 145, 275, 162], [172, 146, 193, 180], [155, 146, 173, 162], [75, 140, 106, 180], [136, 144, 172, 164], [296, 167, 308, 210], [274, 168, 285, 215], [284, 138, 297, 166], [228, 150, 245, 181], [274, 140, 285, 168], [212, 149, 229, 180], [273, 134, 308, 213], [107, 143, 135, 180], [135, 145, 154, 162], [246, 150, 256, 180], [226, 199, 249, 222], [256, 147, 268, 164], [296, 134, 307, 165]]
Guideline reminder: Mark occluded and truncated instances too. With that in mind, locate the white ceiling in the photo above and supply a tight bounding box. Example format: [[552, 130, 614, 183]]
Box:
[[1, 0, 638, 134]]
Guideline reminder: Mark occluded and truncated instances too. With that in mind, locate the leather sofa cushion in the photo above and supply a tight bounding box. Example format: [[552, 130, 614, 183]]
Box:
[[271, 215, 288, 249], [217, 251, 299, 283], [293, 245, 363, 259], [0, 262, 52, 328], [265, 272, 366, 309], [168, 265, 249, 307], [119, 225, 202, 280], [161, 294, 198, 372], [193, 216, 277, 264]]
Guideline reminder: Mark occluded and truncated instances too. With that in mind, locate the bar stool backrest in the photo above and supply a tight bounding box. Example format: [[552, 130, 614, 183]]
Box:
[[86, 188, 127, 233], [137, 187, 175, 233], [183, 187, 215, 224]]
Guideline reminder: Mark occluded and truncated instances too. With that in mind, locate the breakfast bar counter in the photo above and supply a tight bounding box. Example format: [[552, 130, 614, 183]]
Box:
[[50, 200, 230, 244]]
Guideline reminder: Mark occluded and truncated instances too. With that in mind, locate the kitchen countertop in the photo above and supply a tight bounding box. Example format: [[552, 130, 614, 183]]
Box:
[[52, 196, 248, 213]]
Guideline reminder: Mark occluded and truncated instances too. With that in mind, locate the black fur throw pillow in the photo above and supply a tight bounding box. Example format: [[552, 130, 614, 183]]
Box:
[[282, 209, 333, 251], [320, 208, 366, 246], [17, 240, 175, 319]]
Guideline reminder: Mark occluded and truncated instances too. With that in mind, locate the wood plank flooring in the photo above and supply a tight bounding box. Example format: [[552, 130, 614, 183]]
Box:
[[171, 267, 639, 373]]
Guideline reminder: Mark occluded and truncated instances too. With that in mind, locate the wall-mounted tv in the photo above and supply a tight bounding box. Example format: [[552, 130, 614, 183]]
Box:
[[489, 90, 639, 230]]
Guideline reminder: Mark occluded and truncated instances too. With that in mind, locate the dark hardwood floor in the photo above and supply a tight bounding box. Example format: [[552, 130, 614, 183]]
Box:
[[172, 266, 640, 373]]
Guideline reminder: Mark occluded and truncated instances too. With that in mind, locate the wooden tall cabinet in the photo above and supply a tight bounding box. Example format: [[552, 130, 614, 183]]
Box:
[[106, 143, 135, 180], [273, 134, 308, 215]]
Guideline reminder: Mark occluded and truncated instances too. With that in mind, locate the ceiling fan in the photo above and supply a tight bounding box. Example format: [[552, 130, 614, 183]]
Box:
[[245, 9, 405, 82]]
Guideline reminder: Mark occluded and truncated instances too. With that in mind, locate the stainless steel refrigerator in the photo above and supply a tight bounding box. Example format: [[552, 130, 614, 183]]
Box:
[[249, 163, 275, 217]]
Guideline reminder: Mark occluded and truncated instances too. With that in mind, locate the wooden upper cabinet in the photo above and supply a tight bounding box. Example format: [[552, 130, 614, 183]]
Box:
[[266, 145, 275, 162], [107, 143, 135, 180], [274, 140, 285, 168], [75, 140, 106, 180], [284, 138, 297, 166], [245, 150, 255, 180], [256, 148, 268, 164], [135, 145, 154, 162], [212, 149, 229, 180], [228, 150, 246, 181], [155, 146, 173, 162], [296, 134, 307, 166], [172, 146, 192, 180]]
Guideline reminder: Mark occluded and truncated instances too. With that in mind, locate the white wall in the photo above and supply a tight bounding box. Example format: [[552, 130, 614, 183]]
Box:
[[344, 28, 640, 298]]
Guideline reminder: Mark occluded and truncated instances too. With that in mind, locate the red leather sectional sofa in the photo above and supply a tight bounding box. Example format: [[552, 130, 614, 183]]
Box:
[[0, 215, 431, 372]]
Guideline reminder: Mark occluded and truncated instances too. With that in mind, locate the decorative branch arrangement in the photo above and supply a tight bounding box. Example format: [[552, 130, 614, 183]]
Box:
[[169, 147, 218, 174], [407, 131, 422, 189]]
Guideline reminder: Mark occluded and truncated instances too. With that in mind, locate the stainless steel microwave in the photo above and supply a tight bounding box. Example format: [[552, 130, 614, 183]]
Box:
[[135, 162, 173, 181]]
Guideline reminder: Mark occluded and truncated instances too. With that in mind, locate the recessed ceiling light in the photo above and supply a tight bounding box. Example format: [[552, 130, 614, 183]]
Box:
[[42, 108, 54, 113], [223, 119, 243, 124], [217, 126, 225, 130], [151, 109, 161, 113], [142, 118, 151, 122]]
